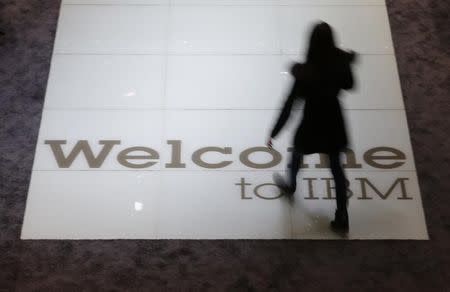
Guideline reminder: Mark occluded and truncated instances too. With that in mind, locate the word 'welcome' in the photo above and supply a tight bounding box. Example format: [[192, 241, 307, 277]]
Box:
[[45, 140, 407, 170]]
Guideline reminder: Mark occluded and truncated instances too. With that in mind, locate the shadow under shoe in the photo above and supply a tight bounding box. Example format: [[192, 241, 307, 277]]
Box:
[[330, 209, 349, 234]]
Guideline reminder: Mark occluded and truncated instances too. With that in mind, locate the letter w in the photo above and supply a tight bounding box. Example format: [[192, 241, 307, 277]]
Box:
[[45, 140, 120, 168]]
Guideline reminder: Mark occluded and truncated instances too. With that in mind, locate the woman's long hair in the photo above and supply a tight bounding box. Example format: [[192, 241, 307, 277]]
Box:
[[306, 22, 338, 67]]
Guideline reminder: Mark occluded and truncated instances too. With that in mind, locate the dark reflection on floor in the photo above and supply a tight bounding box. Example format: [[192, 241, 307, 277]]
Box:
[[0, 0, 449, 290]]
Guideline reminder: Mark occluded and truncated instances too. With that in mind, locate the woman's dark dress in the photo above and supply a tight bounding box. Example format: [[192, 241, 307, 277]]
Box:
[[270, 49, 355, 154]]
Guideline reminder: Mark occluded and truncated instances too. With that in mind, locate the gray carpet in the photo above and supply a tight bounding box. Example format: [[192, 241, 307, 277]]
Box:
[[0, 0, 449, 291]]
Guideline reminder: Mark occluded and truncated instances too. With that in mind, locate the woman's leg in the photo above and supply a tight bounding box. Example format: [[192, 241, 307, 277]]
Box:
[[289, 148, 303, 191], [328, 152, 348, 211], [329, 151, 349, 232]]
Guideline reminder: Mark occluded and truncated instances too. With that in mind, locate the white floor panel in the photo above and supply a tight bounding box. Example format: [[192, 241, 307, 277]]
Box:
[[44, 54, 404, 110], [57, 4, 392, 55], [157, 171, 292, 239], [171, 0, 279, 5], [64, 0, 385, 5], [22, 171, 162, 239], [166, 55, 287, 110], [21, 170, 427, 239], [44, 55, 165, 109], [339, 55, 404, 110], [55, 5, 169, 54], [279, 1, 384, 5], [167, 54, 404, 110], [169, 6, 279, 54], [63, 0, 169, 4]]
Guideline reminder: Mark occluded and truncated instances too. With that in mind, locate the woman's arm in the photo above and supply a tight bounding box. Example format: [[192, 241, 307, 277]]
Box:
[[341, 51, 357, 90], [341, 63, 354, 90], [270, 82, 297, 139]]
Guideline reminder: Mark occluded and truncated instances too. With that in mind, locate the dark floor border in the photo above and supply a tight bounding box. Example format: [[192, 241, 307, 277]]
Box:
[[0, 0, 449, 290]]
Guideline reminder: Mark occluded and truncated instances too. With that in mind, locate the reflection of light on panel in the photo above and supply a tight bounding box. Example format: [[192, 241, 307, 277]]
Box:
[[134, 202, 144, 211], [44, 55, 165, 109]]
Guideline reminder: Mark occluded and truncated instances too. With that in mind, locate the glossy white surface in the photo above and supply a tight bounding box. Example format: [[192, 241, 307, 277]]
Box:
[[55, 5, 169, 54], [172, 0, 279, 4], [22, 0, 428, 239], [166, 54, 404, 110], [279, 0, 385, 5], [22, 171, 162, 239], [169, 6, 279, 54], [63, 0, 169, 4], [22, 170, 426, 239], [45, 54, 403, 110], [64, 0, 384, 4], [45, 55, 166, 109]]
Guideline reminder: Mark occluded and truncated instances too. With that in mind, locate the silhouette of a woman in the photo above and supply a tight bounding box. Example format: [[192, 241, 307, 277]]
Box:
[[268, 22, 356, 233]]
